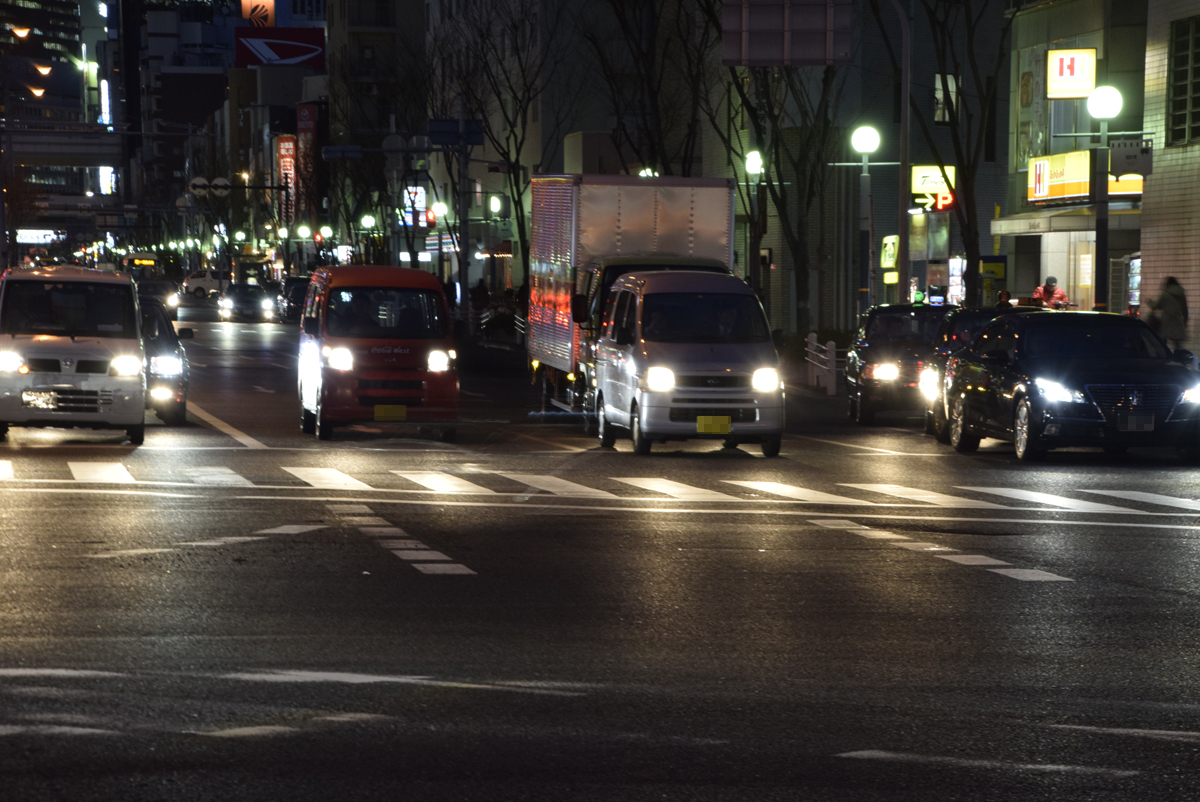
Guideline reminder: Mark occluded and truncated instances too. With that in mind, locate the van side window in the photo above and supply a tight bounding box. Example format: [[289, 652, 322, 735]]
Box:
[[615, 293, 637, 343], [603, 291, 627, 341]]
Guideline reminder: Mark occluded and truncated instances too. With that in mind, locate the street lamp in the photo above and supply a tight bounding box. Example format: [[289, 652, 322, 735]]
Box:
[[744, 150, 766, 291], [851, 126, 880, 311], [1087, 85, 1122, 312]]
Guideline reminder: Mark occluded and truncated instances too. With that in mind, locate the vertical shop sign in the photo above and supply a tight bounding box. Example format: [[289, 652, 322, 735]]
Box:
[[296, 105, 317, 221], [277, 135, 296, 224]]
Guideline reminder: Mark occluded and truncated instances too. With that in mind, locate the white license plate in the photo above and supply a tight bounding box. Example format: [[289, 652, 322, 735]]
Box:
[[1118, 413, 1154, 432], [22, 391, 57, 410], [697, 416, 732, 434]]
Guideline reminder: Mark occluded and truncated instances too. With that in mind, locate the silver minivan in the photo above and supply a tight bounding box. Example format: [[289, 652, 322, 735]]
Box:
[[595, 271, 785, 456]]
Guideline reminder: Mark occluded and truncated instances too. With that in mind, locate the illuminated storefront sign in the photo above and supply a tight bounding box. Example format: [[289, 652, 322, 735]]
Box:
[[911, 165, 955, 193], [16, 230, 63, 245], [276, 135, 296, 224], [1046, 49, 1096, 99], [1026, 150, 1143, 203], [240, 0, 275, 27]]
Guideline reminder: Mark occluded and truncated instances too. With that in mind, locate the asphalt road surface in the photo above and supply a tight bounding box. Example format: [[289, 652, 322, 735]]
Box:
[[3, 307, 1200, 800]]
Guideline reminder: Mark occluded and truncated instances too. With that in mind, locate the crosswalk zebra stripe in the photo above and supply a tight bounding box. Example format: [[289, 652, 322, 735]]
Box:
[[957, 487, 1141, 513], [613, 478, 738, 501], [188, 466, 253, 486], [1080, 490, 1200, 511], [499, 473, 618, 498], [69, 462, 136, 484], [723, 480, 869, 504], [281, 467, 374, 490], [0, 461, 12, 480], [841, 484, 1007, 508], [391, 472, 497, 494]]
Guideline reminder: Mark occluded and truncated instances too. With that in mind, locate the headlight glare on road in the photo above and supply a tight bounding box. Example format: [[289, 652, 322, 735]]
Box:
[[751, 367, 780, 392], [150, 356, 183, 377], [427, 350, 451, 372], [110, 355, 143, 376], [867, 362, 900, 381], [327, 347, 354, 371], [1183, 385, 1200, 403], [918, 368, 940, 401], [646, 366, 675, 392], [1035, 378, 1084, 404], [0, 351, 23, 372]]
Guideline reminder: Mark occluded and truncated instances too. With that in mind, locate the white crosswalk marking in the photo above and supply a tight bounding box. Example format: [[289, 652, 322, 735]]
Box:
[[0, 460, 12, 480], [613, 478, 738, 501], [499, 473, 617, 498], [392, 472, 497, 494], [281, 467, 373, 490], [958, 487, 1140, 513], [188, 466, 253, 486], [840, 484, 1007, 508], [724, 481, 869, 504], [69, 462, 135, 484], [988, 568, 1074, 582], [1080, 490, 1200, 511]]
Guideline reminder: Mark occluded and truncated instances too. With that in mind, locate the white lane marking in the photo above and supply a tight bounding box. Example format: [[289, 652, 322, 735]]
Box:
[[836, 750, 1138, 777], [255, 525, 327, 535], [890, 542, 957, 552], [282, 468, 374, 490], [187, 402, 269, 449], [69, 462, 136, 484], [1049, 724, 1200, 743], [221, 670, 580, 695], [0, 725, 119, 736], [613, 478, 737, 501], [957, 487, 1141, 513], [391, 550, 452, 561], [0, 461, 12, 480], [414, 563, 477, 574], [378, 540, 426, 549], [252, 386, 276, 393], [856, 531, 910, 540], [200, 726, 300, 738], [793, 436, 906, 454], [391, 472, 497, 494], [841, 484, 1007, 508], [340, 516, 391, 525], [188, 466, 253, 486], [724, 481, 869, 504], [938, 554, 1011, 566], [988, 568, 1073, 582], [809, 519, 869, 529], [328, 504, 373, 514], [499, 473, 617, 498], [87, 548, 175, 559], [1081, 489, 1200, 511], [178, 537, 267, 546], [359, 526, 406, 537], [0, 669, 126, 678]]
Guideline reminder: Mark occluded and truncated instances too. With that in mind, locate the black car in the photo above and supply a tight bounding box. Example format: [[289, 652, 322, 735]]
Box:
[[139, 295, 192, 425], [943, 312, 1200, 461], [217, 283, 275, 322], [136, 279, 181, 320], [277, 276, 310, 321], [846, 303, 955, 424]]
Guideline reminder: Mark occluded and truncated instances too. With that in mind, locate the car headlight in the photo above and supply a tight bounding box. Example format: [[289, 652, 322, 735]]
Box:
[[260, 298, 273, 310], [150, 355, 183, 377], [866, 363, 900, 381], [1035, 378, 1085, 404], [751, 367, 780, 393], [326, 347, 354, 371], [167, 294, 180, 307], [1182, 385, 1200, 404], [918, 368, 940, 401], [0, 351, 23, 372], [427, 350, 451, 372], [645, 366, 675, 392], [110, 355, 143, 376], [218, 298, 233, 309]]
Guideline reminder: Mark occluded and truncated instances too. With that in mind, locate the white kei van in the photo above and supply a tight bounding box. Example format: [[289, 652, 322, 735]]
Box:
[[0, 267, 147, 444], [595, 271, 785, 456]]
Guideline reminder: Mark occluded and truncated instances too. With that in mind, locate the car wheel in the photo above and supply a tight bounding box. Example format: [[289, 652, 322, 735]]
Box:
[[847, 393, 857, 420], [582, 387, 598, 436], [597, 394, 616, 448], [315, 393, 334, 441], [854, 390, 875, 425], [0, 423, 10, 440], [440, 427, 457, 443], [761, 434, 782, 458], [723, 437, 739, 449], [126, 424, 145, 446], [192, 287, 207, 299], [1013, 398, 1045, 462], [159, 400, 187, 426], [949, 395, 980, 453], [933, 401, 951, 444], [924, 409, 937, 435], [631, 405, 651, 455]]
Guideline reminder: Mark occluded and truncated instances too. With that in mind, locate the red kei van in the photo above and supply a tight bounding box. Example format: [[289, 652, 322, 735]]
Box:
[[298, 266, 458, 441]]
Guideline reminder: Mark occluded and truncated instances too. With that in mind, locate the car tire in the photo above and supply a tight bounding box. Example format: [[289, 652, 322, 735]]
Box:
[[1013, 398, 1046, 462], [761, 434, 782, 458], [0, 423, 10, 440], [631, 405, 651, 455], [582, 387, 598, 436], [192, 287, 207, 299], [924, 409, 937, 435], [933, 401, 951, 444], [597, 394, 616, 448], [440, 427, 457, 443], [301, 398, 317, 434], [847, 392, 857, 420], [159, 400, 187, 426], [316, 394, 334, 441], [126, 424, 145, 446], [723, 437, 739, 449], [854, 391, 875, 425], [949, 395, 980, 453]]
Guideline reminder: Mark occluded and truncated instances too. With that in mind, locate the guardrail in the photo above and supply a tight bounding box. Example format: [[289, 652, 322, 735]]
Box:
[[805, 333, 845, 396]]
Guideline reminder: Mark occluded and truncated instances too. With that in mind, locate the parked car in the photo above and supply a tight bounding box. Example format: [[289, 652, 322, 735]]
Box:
[[139, 295, 192, 425], [943, 311, 1200, 461], [182, 269, 232, 299], [845, 303, 955, 424], [277, 276, 310, 321], [217, 283, 276, 322], [136, 279, 181, 320]]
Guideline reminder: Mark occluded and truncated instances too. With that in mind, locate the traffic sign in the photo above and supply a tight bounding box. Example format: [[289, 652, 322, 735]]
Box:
[[210, 177, 232, 198], [916, 192, 954, 211], [188, 177, 210, 197]]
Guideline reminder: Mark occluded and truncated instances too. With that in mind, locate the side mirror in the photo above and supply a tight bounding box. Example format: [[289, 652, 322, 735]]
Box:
[[177, 328, 194, 340], [1174, 349, 1195, 364], [571, 294, 589, 324], [302, 317, 320, 336]]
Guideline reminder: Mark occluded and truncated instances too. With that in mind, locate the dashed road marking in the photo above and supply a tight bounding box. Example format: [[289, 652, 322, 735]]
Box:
[[614, 478, 737, 501], [499, 473, 617, 498], [837, 750, 1137, 777], [842, 483, 1007, 508], [958, 487, 1141, 513], [724, 480, 866, 504], [1082, 489, 1200, 512], [254, 525, 327, 535], [283, 467, 373, 490], [988, 568, 1073, 582], [188, 466, 253, 486], [391, 472, 497, 494], [69, 462, 136, 484], [937, 554, 1011, 566]]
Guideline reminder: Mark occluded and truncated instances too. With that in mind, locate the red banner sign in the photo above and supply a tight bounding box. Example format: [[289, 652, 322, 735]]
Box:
[[277, 134, 296, 225], [235, 27, 325, 69]]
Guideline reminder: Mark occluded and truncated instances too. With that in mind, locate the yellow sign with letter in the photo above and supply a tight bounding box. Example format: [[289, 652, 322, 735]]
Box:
[[1026, 150, 1143, 203], [1047, 49, 1097, 99]]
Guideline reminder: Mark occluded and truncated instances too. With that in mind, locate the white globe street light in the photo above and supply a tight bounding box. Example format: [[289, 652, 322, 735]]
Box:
[[1087, 86, 1122, 121], [745, 150, 764, 175], [297, 225, 311, 238], [1086, 86, 1123, 312], [850, 126, 881, 311], [320, 225, 333, 239], [851, 126, 881, 155], [430, 202, 447, 219], [360, 215, 375, 228]]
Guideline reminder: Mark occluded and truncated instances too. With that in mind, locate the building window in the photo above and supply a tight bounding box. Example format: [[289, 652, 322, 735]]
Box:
[[1169, 18, 1200, 145], [934, 75, 958, 124]]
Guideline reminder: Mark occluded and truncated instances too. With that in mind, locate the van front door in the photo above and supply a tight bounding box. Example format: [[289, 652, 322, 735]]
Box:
[[597, 290, 634, 427]]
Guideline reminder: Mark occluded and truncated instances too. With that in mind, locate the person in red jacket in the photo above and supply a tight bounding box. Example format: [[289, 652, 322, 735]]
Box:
[[1032, 276, 1070, 309]]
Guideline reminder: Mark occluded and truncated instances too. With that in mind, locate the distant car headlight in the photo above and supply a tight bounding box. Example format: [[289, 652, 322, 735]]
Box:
[[110, 355, 143, 376], [150, 387, 174, 401], [427, 350, 451, 372], [918, 368, 940, 401], [218, 298, 233, 309], [0, 351, 23, 372], [260, 298, 273, 310], [150, 355, 183, 377], [751, 367, 781, 392], [866, 363, 900, 381], [326, 347, 354, 371], [1035, 378, 1085, 404], [645, 366, 675, 392], [1183, 385, 1200, 403], [167, 294, 180, 307]]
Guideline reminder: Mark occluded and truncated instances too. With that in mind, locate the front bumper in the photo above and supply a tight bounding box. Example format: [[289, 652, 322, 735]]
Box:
[[857, 378, 923, 410], [637, 388, 785, 440], [0, 375, 146, 427], [320, 367, 459, 424], [1037, 408, 1200, 448]]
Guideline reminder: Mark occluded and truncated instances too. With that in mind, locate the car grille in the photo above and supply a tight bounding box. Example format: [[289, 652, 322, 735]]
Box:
[[669, 407, 757, 423], [26, 359, 61, 373], [1085, 384, 1178, 422], [358, 397, 423, 407], [675, 375, 748, 388], [76, 360, 111, 374], [358, 379, 424, 390], [53, 390, 114, 413], [672, 397, 755, 405]]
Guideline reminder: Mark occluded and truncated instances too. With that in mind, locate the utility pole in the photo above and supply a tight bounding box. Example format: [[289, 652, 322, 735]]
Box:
[[458, 95, 471, 332]]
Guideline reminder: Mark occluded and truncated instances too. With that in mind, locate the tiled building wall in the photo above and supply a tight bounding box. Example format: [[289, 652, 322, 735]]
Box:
[[1142, 0, 1200, 347]]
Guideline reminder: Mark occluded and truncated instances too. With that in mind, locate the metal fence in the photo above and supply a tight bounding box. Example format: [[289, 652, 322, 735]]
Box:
[[804, 332, 845, 396]]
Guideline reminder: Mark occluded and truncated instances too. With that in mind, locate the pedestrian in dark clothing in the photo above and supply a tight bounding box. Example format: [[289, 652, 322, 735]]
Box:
[[995, 290, 1012, 310], [1150, 276, 1189, 350]]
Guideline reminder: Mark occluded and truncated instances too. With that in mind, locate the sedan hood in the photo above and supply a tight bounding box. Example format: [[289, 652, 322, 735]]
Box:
[[1025, 357, 1196, 388], [0, 334, 137, 360], [856, 341, 936, 362], [640, 340, 779, 372]]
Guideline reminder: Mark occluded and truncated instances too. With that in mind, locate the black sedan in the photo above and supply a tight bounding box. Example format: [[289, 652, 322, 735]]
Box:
[[943, 311, 1200, 461], [277, 276, 310, 321], [218, 283, 276, 322], [136, 279, 182, 320], [846, 303, 954, 424], [140, 295, 192, 426]]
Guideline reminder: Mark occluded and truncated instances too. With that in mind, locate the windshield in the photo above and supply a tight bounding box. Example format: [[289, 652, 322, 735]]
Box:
[[138, 281, 176, 296], [641, 293, 770, 344], [942, 311, 995, 348], [865, 308, 945, 344], [226, 285, 266, 298], [326, 287, 447, 339], [0, 280, 138, 339], [1024, 318, 1171, 359]]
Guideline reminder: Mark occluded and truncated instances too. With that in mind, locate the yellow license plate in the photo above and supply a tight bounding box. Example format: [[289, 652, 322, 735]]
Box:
[[374, 405, 407, 422], [696, 416, 732, 434]]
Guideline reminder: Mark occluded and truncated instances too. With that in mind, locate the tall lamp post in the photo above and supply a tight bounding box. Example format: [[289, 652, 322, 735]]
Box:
[[360, 215, 376, 264], [744, 150, 765, 292], [1087, 85, 1122, 312], [851, 126, 880, 313]]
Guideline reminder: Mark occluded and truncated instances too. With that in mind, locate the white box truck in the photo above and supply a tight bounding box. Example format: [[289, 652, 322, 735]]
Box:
[[527, 174, 736, 426]]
